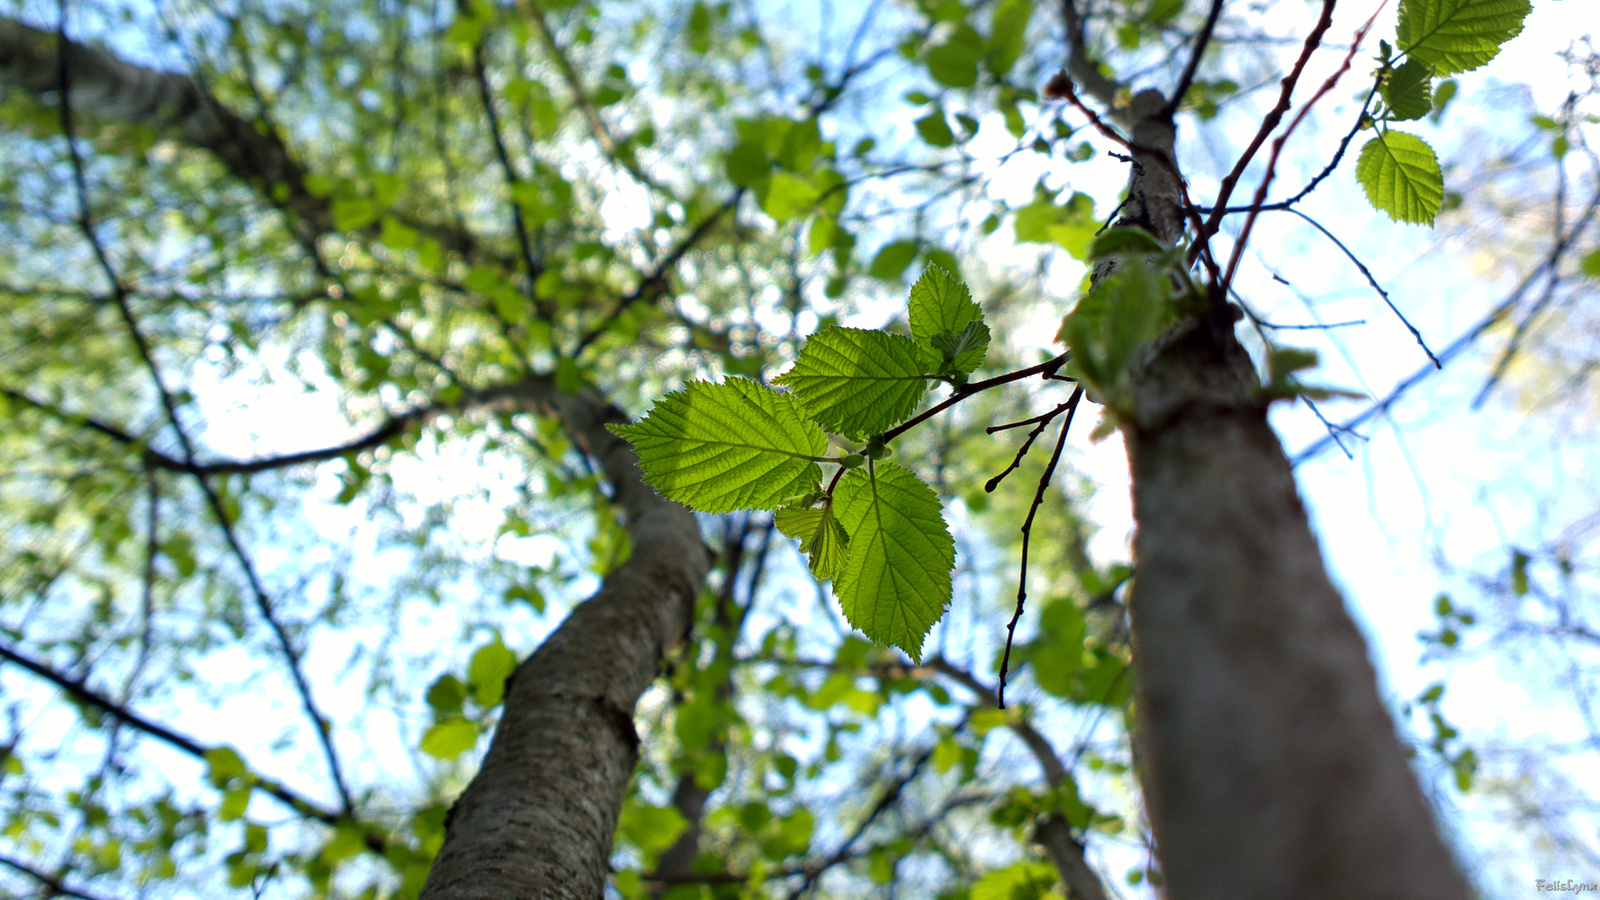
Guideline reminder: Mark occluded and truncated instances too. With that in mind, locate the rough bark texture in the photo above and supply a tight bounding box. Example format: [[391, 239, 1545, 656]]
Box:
[[1120, 318, 1471, 900], [420, 381, 710, 900], [1062, 64, 1472, 897]]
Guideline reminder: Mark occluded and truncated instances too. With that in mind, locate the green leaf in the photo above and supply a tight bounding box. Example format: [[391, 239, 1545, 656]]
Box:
[[832, 462, 954, 662], [331, 197, 378, 232], [773, 328, 930, 438], [379, 216, 420, 250], [319, 826, 367, 865], [218, 785, 251, 822], [203, 747, 247, 786], [928, 321, 990, 375], [1396, 0, 1530, 74], [914, 112, 956, 148], [1510, 548, 1530, 596], [1087, 226, 1165, 259], [1062, 256, 1173, 403], [775, 502, 850, 579], [426, 675, 466, 715], [908, 265, 988, 375], [1356, 131, 1444, 226], [1431, 78, 1458, 121], [608, 379, 827, 512], [763, 172, 820, 222], [870, 240, 920, 282], [1579, 247, 1600, 279], [985, 0, 1033, 77], [972, 862, 1059, 900], [725, 140, 769, 188], [621, 802, 688, 854], [777, 118, 823, 172], [1383, 59, 1434, 121], [468, 640, 518, 707], [926, 26, 983, 87], [1014, 190, 1097, 259], [420, 719, 478, 760]]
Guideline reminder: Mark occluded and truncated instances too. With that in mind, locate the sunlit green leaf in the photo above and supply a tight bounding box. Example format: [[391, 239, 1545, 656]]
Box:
[[608, 379, 827, 512], [763, 172, 820, 221], [833, 462, 954, 661], [774, 501, 850, 579], [926, 26, 983, 87], [1397, 0, 1530, 74], [986, 0, 1033, 77], [972, 862, 1060, 900], [908, 265, 988, 375], [773, 328, 930, 439], [870, 240, 920, 282], [1383, 59, 1434, 121], [468, 640, 518, 708], [420, 719, 478, 760], [1356, 131, 1444, 225]]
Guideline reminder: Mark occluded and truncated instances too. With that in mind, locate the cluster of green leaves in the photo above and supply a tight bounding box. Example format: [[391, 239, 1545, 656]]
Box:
[[610, 267, 991, 660], [1055, 228, 1205, 425], [1358, 0, 1532, 225]]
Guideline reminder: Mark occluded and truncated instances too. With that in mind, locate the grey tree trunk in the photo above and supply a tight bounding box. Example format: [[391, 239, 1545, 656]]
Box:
[[418, 382, 710, 900], [1101, 86, 1472, 900]]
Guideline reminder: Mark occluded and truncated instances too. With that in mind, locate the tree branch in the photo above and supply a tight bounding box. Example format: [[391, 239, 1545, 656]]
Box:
[[928, 657, 1110, 900], [0, 851, 119, 900], [0, 642, 360, 837]]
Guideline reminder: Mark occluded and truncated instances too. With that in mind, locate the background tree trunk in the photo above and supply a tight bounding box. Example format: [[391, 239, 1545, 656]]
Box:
[[418, 381, 710, 900]]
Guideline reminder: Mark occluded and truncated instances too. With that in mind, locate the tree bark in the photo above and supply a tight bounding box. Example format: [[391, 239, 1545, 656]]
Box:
[[1096, 93, 1472, 894], [419, 380, 710, 900], [0, 16, 482, 256], [1121, 319, 1470, 899], [1065, 71, 1473, 899]]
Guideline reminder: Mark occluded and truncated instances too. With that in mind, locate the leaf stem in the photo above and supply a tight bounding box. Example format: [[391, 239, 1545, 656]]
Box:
[[880, 353, 1071, 444]]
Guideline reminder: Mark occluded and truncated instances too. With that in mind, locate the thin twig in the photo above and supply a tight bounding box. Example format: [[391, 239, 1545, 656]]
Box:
[[1164, 0, 1227, 119], [52, 19, 355, 814], [881, 354, 1071, 444], [1284, 208, 1438, 367], [1197, 0, 1340, 247], [1293, 181, 1600, 464], [525, 0, 658, 190], [984, 399, 1076, 492], [0, 851, 119, 900], [0, 643, 362, 839], [573, 189, 744, 355], [470, 37, 543, 291], [1216, 6, 1380, 300], [998, 386, 1083, 708]]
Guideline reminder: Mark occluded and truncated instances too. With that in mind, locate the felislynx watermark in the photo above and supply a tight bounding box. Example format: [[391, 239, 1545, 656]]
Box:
[[1536, 879, 1600, 893]]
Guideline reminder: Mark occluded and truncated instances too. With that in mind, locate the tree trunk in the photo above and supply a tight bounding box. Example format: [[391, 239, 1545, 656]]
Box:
[[419, 380, 710, 900], [1083, 81, 1472, 899]]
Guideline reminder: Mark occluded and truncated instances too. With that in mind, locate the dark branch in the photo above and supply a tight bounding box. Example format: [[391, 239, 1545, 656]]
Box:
[[1283, 208, 1438, 367], [54, 35, 355, 813], [1164, 0, 1226, 119], [0, 851, 119, 900], [998, 386, 1083, 708], [0, 642, 362, 837]]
